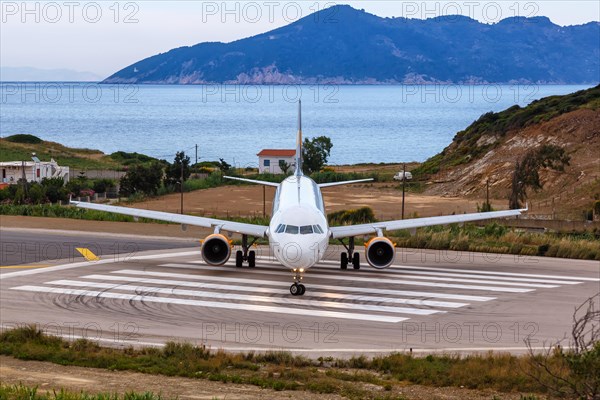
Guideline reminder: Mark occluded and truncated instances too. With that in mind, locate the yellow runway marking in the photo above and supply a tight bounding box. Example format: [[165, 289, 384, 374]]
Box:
[[76, 248, 100, 262], [0, 264, 52, 269]]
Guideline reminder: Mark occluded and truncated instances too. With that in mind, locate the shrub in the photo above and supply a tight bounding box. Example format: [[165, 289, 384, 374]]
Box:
[[328, 207, 376, 225], [4, 134, 42, 144], [92, 178, 115, 193]]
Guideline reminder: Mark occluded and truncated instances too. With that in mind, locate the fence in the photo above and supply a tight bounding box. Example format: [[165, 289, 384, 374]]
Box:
[[71, 169, 127, 180]]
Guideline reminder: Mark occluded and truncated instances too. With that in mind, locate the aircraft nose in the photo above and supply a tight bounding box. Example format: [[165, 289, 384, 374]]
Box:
[[272, 235, 316, 269]]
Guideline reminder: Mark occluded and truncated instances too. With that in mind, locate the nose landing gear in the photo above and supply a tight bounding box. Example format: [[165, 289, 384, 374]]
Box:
[[290, 268, 306, 296]]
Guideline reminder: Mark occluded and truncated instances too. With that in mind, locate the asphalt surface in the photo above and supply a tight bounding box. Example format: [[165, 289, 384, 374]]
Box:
[[1, 228, 599, 358], [0, 228, 197, 267]]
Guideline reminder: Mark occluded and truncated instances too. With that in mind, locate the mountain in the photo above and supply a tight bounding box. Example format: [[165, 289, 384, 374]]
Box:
[[1, 67, 102, 82], [103, 5, 600, 84], [414, 85, 600, 212]]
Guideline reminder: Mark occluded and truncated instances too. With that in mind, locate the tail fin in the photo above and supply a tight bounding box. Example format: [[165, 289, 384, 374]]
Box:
[[294, 100, 303, 176]]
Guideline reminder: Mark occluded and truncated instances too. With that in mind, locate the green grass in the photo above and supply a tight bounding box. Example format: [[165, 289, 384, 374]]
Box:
[[0, 384, 169, 400], [388, 223, 600, 261], [0, 137, 159, 170], [0, 204, 155, 223], [3, 326, 597, 399]]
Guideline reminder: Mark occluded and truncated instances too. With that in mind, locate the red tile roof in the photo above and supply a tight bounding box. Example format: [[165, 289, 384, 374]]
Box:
[[257, 149, 296, 157]]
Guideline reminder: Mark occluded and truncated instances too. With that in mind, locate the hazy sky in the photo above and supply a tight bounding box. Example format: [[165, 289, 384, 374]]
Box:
[[2, 1, 599, 78]]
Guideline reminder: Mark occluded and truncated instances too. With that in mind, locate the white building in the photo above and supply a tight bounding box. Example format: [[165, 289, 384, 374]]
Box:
[[0, 158, 70, 184], [257, 149, 296, 174]]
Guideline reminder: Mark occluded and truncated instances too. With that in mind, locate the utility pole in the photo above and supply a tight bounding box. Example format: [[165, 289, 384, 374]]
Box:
[[180, 159, 184, 214], [195, 144, 198, 165], [486, 179, 490, 210], [401, 163, 406, 220]]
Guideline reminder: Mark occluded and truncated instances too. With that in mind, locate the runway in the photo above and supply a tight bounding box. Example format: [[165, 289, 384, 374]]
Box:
[[1, 229, 598, 357]]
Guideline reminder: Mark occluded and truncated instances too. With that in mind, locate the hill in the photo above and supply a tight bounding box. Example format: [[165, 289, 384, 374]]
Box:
[[103, 5, 600, 85], [0, 135, 159, 170], [415, 85, 600, 214]]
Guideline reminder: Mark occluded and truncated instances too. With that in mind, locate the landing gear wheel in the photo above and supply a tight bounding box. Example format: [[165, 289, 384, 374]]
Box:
[[235, 250, 243, 268], [290, 283, 301, 296], [341, 252, 348, 270], [352, 252, 360, 270], [298, 284, 306, 296], [248, 250, 256, 268]]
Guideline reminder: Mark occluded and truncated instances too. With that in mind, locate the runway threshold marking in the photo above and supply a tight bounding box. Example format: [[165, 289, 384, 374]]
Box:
[[160, 264, 537, 293], [248, 258, 599, 282], [45, 280, 443, 316], [77, 274, 471, 307], [10, 285, 409, 323], [109, 270, 497, 301], [243, 261, 584, 285]]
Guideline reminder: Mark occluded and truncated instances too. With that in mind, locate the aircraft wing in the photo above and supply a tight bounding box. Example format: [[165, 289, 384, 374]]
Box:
[[223, 176, 280, 187], [329, 207, 527, 239], [318, 178, 374, 188], [70, 201, 268, 237]]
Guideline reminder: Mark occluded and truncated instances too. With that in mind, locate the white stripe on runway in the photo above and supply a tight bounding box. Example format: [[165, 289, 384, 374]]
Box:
[[385, 265, 599, 282], [160, 264, 537, 293], [263, 258, 599, 282], [78, 274, 468, 308], [45, 280, 443, 316], [109, 270, 497, 301], [168, 261, 562, 288], [223, 260, 582, 285], [11, 285, 408, 323]]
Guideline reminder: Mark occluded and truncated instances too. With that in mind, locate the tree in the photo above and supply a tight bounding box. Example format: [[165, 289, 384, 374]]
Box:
[[92, 178, 116, 194], [302, 136, 333, 175], [509, 145, 570, 209], [119, 162, 164, 197], [164, 151, 191, 186], [41, 177, 68, 203], [279, 160, 292, 175], [28, 183, 47, 204], [217, 158, 232, 174]]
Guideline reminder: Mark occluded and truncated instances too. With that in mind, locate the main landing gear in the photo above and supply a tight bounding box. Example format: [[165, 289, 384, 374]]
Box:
[[289, 268, 306, 296], [339, 237, 360, 270], [235, 234, 256, 268]]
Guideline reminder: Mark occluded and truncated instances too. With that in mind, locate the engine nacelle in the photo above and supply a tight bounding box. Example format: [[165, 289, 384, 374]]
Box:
[[201, 234, 232, 266], [365, 237, 395, 269]]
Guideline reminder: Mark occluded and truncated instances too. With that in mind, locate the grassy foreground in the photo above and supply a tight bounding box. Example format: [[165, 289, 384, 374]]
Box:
[[0, 384, 168, 400], [1, 326, 594, 400]]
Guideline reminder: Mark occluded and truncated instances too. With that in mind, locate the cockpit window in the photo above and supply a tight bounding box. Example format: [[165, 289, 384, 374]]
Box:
[[313, 225, 324, 234], [285, 225, 299, 234], [275, 224, 286, 233], [300, 225, 313, 235]]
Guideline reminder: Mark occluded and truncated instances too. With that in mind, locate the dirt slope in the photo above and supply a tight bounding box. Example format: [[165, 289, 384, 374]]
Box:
[[420, 88, 600, 215]]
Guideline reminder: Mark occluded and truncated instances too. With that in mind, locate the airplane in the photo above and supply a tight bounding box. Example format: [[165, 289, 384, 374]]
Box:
[[72, 101, 527, 296]]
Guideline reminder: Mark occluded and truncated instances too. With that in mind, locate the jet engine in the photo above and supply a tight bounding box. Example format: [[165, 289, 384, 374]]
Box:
[[365, 237, 395, 269], [201, 234, 232, 266]]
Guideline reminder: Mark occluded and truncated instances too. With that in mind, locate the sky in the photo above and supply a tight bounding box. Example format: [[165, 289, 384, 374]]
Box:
[[2, 1, 599, 79]]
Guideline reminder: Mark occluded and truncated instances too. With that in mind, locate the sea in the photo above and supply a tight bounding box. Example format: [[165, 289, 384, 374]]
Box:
[[0, 83, 593, 168]]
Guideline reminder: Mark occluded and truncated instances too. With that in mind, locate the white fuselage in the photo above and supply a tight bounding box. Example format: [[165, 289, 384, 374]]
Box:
[[268, 175, 329, 271]]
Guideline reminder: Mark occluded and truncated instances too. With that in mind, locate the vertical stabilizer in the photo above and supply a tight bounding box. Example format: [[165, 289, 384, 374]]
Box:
[[295, 100, 303, 176]]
